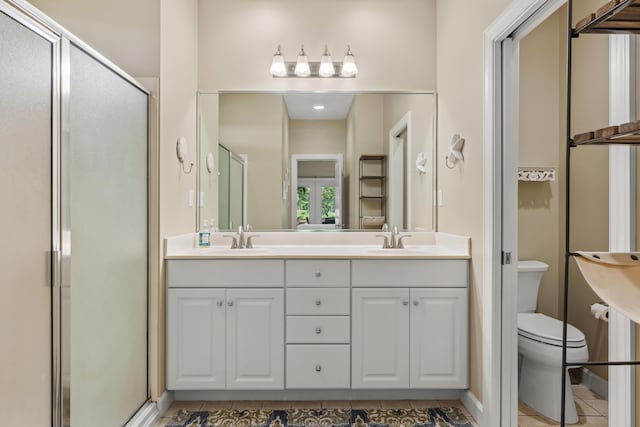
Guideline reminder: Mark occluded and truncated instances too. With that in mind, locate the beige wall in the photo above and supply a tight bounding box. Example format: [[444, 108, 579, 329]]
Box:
[[157, 0, 199, 395], [198, 0, 436, 92], [30, 0, 160, 77], [281, 100, 291, 228], [436, 0, 512, 401], [198, 94, 220, 229], [518, 3, 610, 382], [219, 93, 285, 230], [346, 95, 385, 228], [289, 120, 347, 157], [383, 94, 435, 232]]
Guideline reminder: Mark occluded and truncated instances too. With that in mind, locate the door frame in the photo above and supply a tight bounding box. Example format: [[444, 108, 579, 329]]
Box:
[[291, 154, 343, 228], [485, 1, 635, 426], [388, 111, 412, 229]]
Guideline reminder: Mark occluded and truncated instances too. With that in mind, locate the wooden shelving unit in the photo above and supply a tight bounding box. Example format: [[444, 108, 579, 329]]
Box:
[[575, 0, 640, 34], [560, 0, 640, 424], [359, 155, 386, 229]]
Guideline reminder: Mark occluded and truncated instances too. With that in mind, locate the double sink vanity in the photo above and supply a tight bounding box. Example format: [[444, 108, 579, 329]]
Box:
[[165, 231, 470, 400]]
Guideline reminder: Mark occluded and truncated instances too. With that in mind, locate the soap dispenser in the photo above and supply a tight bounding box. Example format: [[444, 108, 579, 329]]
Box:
[[198, 220, 211, 247]]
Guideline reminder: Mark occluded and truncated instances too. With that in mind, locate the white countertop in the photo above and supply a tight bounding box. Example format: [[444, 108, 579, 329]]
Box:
[[165, 232, 471, 260]]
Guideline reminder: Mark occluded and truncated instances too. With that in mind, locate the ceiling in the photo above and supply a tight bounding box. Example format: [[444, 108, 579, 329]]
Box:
[[283, 93, 355, 120]]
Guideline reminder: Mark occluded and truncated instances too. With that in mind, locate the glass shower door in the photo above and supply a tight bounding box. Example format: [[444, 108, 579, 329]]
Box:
[[63, 44, 148, 426]]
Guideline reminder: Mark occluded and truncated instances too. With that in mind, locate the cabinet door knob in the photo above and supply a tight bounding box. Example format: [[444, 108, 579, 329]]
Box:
[[413, 300, 419, 306], [216, 300, 223, 307], [314, 270, 322, 278], [315, 364, 322, 372], [227, 300, 234, 307], [315, 298, 322, 306], [402, 300, 409, 306], [315, 327, 322, 334]]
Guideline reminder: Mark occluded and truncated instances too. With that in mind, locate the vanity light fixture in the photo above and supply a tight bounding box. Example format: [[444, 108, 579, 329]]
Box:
[[269, 45, 287, 77], [341, 45, 358, 77], [318, 45, 335, 77], [269, 45, 357, 78], [294, 45, 311, 77]]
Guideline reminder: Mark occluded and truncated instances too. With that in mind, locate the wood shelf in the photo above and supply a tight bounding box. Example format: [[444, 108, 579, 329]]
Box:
[[359, 155, 386, 229], [360, 176, 386, 180], [575, 0, 640, 34], [360, 196, 385, 200], [573, 120, 640, 145]]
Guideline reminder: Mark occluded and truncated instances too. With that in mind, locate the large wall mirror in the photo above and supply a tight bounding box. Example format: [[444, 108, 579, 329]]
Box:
[[197, 92, 435, 231]]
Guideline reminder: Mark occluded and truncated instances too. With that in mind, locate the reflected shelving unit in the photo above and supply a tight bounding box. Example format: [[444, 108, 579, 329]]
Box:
[[359, 155, 386, 229], [561, 0, 640, 425]]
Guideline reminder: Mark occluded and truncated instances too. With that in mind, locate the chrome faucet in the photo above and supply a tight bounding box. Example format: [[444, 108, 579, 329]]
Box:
[[376, 225, 412, 249], [223, 225, 259, 249]]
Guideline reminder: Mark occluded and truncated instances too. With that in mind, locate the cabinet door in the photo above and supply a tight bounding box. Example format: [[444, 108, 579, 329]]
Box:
[[226, 289, 284, 389], [167, 289, 226, 390], [410, 288, 468, 388], [352, 288, 410, 388]]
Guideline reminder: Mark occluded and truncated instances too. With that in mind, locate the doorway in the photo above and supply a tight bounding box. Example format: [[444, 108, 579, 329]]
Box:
[[291, 154, 343, 229], [388, 112, 411, 230]]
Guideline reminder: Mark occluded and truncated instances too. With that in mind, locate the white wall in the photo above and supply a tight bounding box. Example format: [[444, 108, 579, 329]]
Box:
[[198, 0, 436, 92], [198, 93, 219, 229], [289, 120, 347, 156]]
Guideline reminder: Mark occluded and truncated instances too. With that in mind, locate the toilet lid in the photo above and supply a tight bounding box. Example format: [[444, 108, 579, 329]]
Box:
[[518, 313, 586, 348]]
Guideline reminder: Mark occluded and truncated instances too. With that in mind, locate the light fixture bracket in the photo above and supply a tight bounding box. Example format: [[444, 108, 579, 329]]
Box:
[[273, 61, 356, 78]]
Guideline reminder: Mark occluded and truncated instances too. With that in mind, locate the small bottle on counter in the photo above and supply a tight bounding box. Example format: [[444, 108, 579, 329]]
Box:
[[198, 220, 211, 247]]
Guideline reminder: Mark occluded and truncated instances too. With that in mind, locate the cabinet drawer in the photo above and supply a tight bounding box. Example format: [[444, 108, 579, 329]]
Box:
[[166, 259, 284, 287], [287, 316, 350, 343], [286, 288, 350, 315], [352, 260, 468, 288], [286, 260, 350, 287], [286, 345, 350, 389]]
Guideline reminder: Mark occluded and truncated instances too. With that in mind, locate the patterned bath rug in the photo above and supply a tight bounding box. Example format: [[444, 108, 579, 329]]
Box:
[[163, 407, 473, 427]]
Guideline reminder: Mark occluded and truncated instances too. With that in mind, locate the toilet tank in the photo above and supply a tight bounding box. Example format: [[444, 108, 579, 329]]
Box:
[[517, 260, 549, 313]]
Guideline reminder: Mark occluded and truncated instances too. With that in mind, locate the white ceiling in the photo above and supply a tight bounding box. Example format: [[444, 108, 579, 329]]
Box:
[[283, 93, 355, 120]]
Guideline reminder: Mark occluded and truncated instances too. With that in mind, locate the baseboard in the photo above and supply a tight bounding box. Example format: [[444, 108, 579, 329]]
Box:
[[173, 389, 461, 401], [581, 368, 608, 400], [157, 390, 175, 416], [460, 390, 483, 425], [125, 401, 159, 427]]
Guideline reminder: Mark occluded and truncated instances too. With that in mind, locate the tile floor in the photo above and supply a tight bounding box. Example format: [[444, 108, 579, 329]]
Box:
[[518, 384, 608, 426], [155, 399, 479, 426]]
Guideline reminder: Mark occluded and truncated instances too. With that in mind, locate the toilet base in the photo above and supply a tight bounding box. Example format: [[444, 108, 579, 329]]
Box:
[[519, 357, 578, 424]]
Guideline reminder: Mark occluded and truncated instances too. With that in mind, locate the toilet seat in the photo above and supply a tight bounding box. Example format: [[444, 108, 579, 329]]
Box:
[[518, 313, 586, 348]]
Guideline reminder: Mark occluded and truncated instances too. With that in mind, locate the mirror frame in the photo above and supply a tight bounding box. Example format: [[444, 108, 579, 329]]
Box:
[[196, 90, 437, 232]]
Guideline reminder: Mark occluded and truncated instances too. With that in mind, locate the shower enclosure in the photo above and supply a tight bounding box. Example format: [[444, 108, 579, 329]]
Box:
[[0, 1, 149, 426]]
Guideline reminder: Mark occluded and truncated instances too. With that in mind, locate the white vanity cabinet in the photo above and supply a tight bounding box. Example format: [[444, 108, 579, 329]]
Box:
[[351, 260, 468, 389], [166, 260, 285, 390]]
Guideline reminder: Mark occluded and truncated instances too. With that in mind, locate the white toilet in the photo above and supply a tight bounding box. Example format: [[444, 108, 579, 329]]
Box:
[[517, 260, 589, 424]]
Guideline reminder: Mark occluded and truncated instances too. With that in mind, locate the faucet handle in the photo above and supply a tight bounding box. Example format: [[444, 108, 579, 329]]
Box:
[[375, 234, 391, 249], [246, 235, 260, 248], [397, 234, 412, 249], [245, 223, 253, 232], [222, 235, 239, 249], [382, 223, 389, 232]]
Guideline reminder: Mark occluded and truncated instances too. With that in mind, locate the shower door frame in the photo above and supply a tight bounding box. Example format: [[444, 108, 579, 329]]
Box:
[[0, 2, 151, 426]]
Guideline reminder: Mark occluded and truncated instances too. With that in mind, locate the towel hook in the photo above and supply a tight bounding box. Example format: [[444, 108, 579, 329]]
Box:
[[176, 137, 194, 174]]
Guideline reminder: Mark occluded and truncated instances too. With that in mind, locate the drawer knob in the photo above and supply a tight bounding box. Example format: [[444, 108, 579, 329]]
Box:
[[227, 300, 234, 307], [314, 270, 322, 278], [315, 364, 322, 372], [216, 300, 223, 307], [315, 327, 322, 334], [315, 298, 322, 306], [402, 300, 409, 306], [413, 300, 419, 306]]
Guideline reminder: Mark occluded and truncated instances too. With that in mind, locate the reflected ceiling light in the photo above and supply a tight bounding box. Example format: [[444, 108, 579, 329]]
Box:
[[294, 45, 311, 77], [340, 45, 358, 77], [318, 45, 335, 77], [313, 105, 325, 110], [269, 45, 287, 77], [269, 45, 357, 78]]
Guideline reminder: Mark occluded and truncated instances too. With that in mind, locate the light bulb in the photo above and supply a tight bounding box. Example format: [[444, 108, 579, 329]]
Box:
[[341, 45, 358, 77], [319, 45, 335, 77], [294, 45, 311, 77], [269, 45, 287, 77]]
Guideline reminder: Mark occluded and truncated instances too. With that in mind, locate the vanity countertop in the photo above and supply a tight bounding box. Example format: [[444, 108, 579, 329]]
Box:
[[164, 232, 471, 260]]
